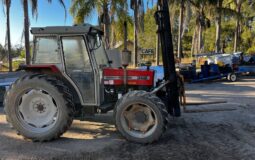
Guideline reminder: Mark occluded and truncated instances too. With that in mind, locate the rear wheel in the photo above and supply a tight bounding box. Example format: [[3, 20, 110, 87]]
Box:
[[114, 91, 169, 144], [4, 74, 74, 142]]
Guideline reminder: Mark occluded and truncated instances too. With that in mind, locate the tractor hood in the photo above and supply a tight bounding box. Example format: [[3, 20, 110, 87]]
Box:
[[103, 68, 154, 86]]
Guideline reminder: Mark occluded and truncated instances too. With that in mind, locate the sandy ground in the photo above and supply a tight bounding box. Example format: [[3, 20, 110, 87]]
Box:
[[1, 77, 255, 160]]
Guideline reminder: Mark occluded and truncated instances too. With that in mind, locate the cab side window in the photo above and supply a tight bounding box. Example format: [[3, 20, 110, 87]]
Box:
[[62, 36, 92, 72], [33, 37, 61, 64]]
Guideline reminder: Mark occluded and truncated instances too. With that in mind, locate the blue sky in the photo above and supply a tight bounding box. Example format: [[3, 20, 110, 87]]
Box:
[[0, 0, 98, 46], [0, 0, 153, 46]]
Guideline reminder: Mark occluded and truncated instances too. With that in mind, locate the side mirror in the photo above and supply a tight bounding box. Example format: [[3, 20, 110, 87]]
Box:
[[108, 60, 113, 64]]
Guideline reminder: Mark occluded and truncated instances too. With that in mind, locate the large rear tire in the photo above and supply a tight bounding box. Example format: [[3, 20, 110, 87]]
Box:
[[114, 91, 169, 144], [4, 74, 74, 142]]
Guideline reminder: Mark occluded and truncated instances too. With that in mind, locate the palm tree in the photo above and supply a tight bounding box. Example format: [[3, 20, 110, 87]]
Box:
[[22, 0, 66, 65], [110, 7, 132, 48], [2, 0, 12, 71], [70, 0, 127, 50], [69, 0, 97, 24], [131, 0, 138, 67], [169, 0, 215, 57], [233, 0, 244, 52], [131, 0, 145, 67], [215, 0, 223, 53], [183, 0, 237, 54], [177, 0, 185, 59], [169, 0, 185, 58], [110, 0, 128, 47], [189, 0, 211, 54], [171, 0, 191, 58], [215, 0, 240, 53]]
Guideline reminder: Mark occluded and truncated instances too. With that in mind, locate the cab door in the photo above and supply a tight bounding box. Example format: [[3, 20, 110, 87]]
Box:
[[61, 36, 96, 105], [86, 34, 110, 105]]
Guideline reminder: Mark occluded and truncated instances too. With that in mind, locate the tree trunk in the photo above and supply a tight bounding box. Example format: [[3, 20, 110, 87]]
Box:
[[110, 15, 116, 48], [215, 0, 222, 53], [169, 4, 176, 34], [177, 0, 184, 59], [6, 0, 12, 72], [103, 3, 110, 49], [222, 40, 226, 53], [156, 32, 160, 65], [191, 28, 197, 57], [110, 25, 116, 48], [133, 0, 138, 67], [198, 23, 203, 53], [234, 4, 241, 52], [23, 0, 30, 65]]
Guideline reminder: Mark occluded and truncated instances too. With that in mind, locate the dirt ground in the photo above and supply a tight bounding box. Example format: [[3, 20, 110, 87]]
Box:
[[1, 77, 255, 160]]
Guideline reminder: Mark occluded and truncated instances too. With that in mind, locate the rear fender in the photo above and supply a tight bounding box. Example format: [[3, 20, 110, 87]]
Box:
[[18, 64, 61, 74], [18, 64, 81, 104]]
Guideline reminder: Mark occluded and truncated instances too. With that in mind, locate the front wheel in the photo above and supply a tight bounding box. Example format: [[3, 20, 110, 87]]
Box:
[[227, 73, 237, 82], [114, 91, 169, 144]]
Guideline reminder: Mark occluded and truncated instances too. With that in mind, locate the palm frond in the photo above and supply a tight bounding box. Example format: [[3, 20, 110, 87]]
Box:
[[29, 0, 38, 19], [1, 0, 6, 17], [70, 0, 96, 24]]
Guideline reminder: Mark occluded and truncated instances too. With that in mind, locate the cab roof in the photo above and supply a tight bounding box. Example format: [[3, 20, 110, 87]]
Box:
[[31, 24, 102, 35]]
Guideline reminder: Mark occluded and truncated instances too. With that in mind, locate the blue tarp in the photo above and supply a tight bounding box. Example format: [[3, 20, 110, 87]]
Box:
[[239, 66, 255, 73], [139, 66, 164, 81]]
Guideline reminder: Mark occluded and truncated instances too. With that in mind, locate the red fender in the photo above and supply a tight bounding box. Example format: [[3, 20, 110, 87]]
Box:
[[18, 64, 61, 73]]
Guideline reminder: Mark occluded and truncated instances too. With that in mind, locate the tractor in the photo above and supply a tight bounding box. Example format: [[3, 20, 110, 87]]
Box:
[[4, 0, 181, 144]]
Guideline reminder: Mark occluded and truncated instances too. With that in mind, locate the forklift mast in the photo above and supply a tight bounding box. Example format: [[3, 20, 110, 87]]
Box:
[[155, 0, 181, 116]]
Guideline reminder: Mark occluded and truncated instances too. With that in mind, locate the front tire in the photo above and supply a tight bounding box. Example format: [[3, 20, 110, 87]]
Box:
[[114, 91, 169, 144], [4, 74, 74, 142], [227, 73, 237, 82]]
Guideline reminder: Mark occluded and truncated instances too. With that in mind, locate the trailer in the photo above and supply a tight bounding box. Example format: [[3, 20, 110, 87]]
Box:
[[190, 63, 238, 83], [238, 65, 255, 74]]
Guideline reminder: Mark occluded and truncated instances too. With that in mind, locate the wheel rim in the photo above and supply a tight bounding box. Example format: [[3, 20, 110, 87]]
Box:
[[17, 89, 58, 133], [121, 103, 158, 139], [231, 74, 236, 81]]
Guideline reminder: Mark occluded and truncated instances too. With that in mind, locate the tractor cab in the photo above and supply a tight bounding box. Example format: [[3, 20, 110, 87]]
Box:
[[31, 24, 111, 107]]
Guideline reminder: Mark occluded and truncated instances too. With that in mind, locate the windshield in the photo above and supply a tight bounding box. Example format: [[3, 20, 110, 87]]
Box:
[[87, 34, 109, 68]]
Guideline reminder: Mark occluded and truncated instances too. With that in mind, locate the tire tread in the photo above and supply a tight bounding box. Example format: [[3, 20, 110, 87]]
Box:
[[114, 91, 169, 144], [4, 73, 74, 142]]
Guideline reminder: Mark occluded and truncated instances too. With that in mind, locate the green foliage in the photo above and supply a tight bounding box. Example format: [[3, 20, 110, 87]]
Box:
[[20, 50, 26, 59], [2, 0, 255, 65], [112, 12, 134, 42], [204, 26, 216, 52], [138, 7, 157, 49], [0, 45, 7, 61], [69, 0, 127, 24], [171, 0, 255, 55], [0, 43, 25, 61], [69, 0, 97, 24], [112, 0, 255, 57]]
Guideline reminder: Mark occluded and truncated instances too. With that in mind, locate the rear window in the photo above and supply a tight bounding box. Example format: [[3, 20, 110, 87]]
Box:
[[33, 37, 61, 64]]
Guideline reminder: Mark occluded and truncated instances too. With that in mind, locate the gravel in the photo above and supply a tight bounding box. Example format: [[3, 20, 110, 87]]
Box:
[[0, 76, 255, 160]]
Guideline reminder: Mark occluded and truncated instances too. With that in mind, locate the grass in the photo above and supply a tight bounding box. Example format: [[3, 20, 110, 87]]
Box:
[[0, 61, 24, 72]]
